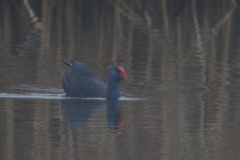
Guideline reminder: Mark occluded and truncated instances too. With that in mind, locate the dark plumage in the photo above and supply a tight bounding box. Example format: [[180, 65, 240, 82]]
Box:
[[60, 60, 128, 98]]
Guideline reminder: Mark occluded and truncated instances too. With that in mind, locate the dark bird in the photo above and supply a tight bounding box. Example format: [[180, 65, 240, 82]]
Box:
[[61, 60, 128, 98]]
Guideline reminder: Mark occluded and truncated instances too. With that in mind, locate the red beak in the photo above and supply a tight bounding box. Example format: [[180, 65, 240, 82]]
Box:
[[118, 66, 128, 80]]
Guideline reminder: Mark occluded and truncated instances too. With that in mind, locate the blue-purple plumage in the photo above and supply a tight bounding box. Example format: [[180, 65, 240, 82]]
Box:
[[61, 60, 128, 98], [61, 60, 107, 97]]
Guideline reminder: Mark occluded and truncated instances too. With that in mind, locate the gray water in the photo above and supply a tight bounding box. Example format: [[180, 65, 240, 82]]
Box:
[[1, 0, 240, 160]]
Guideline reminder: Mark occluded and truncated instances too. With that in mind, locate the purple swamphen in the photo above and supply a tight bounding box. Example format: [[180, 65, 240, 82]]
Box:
[[61, 60, 128, 98]]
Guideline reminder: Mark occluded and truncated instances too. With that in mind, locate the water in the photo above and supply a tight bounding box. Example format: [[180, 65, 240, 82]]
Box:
[[1, 0, 240, 159]]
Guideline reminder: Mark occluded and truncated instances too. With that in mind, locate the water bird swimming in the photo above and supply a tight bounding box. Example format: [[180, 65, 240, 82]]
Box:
[[61, 60, 128, 98]]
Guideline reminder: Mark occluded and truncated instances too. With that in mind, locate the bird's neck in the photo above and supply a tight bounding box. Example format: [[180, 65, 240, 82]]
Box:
[[107, 80, 120, 98]]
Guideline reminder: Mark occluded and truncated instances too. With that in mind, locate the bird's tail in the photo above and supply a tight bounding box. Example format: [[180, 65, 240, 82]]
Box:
[[62, 62, 70, 66]]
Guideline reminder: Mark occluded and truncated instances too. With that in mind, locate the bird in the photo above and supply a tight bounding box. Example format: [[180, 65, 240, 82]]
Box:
[[60, 60, 128, 98]]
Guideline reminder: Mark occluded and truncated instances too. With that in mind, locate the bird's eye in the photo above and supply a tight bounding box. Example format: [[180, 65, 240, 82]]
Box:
[[115, 68, 120, 73]]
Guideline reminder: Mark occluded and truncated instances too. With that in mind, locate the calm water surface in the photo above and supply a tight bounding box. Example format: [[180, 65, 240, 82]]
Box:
[[1, 0, 240, 160]]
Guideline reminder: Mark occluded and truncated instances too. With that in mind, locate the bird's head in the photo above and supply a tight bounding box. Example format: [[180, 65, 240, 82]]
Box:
[[108, 66, 128, 82]]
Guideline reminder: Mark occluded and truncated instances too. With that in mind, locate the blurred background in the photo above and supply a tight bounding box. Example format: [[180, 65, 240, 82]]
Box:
[[1, 0, 240, 160]]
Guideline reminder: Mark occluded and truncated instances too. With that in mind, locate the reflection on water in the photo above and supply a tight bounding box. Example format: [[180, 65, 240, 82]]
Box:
[[1, 0, 240, 160], [60, 99, 125, 134], [60, 99, 106, 130], [106, 99, 125, 134]]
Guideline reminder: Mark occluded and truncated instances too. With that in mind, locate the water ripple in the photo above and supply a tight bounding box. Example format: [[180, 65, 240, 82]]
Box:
[[0, 93, 146, 101]]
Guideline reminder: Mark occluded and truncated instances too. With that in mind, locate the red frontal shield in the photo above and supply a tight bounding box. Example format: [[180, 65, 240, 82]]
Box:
[[118, 66, 128, 80]]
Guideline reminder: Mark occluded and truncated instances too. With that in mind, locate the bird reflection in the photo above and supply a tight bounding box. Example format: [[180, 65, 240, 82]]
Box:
[[107, 99, 125, 134], [60, 99, 125, 134]]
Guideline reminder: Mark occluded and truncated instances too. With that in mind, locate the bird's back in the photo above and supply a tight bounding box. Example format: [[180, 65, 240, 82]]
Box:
[[61, 60, 107, 97]]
